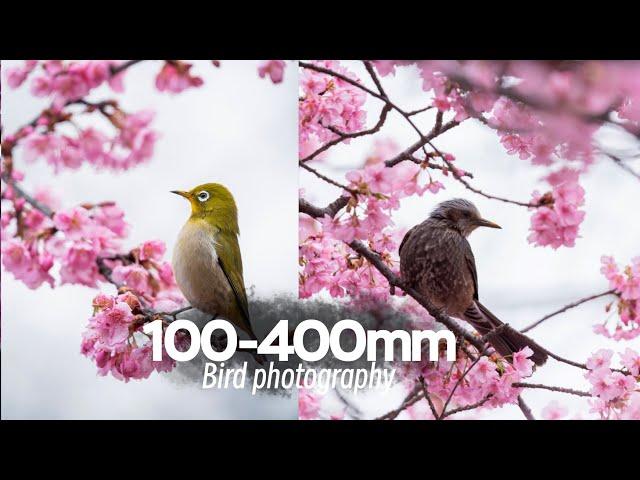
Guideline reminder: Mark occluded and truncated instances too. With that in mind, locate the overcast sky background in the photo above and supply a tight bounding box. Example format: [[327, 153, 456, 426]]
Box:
[[1, 60, 299, 419], [300, 61, 640, 419]]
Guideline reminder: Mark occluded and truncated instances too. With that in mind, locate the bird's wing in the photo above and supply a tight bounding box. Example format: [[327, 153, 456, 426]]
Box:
[[461, 237, 479, 300], [215, 230, 254, 337], [399, 225, 417, 257]]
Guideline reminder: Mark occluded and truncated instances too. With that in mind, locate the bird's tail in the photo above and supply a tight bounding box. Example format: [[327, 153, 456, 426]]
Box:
[[463, 301, 548, 366]]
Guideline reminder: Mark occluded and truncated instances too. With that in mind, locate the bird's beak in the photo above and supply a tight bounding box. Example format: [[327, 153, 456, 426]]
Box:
[[477, 218, 502, 229], [171, 190, 191, 199]]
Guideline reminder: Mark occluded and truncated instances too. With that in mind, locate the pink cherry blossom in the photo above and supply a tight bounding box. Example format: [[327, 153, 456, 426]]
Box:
[[1, 239, 54, 289], [541, 401, 568, 420], [298, 388, 321, 420], [620, 348, 640, 376], [528, 168, 585, 249], [299, 60, 367, 154], [111, 264, 152, 296], [586, 349, 613, 370], [155, 62, 204, 94], [138, 240, 166, 261], [258, 60, 286, 84], [596, 256, 640, 340]]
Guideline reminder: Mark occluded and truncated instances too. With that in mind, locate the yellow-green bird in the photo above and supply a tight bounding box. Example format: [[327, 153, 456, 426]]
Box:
[[171, 183, 259, 342]]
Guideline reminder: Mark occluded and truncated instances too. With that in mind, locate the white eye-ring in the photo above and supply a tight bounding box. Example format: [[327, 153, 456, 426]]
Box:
[[197, 191, 210, 202]]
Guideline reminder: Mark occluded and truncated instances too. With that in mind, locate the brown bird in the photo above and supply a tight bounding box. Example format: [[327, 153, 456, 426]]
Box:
[[399, 198, 547, 366]]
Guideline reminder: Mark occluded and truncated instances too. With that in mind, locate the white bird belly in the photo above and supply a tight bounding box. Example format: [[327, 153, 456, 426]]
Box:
[[172, 220, 235, 319]]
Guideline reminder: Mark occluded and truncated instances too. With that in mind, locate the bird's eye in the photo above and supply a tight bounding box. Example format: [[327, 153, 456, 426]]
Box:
[[197, 191, 210, 202]]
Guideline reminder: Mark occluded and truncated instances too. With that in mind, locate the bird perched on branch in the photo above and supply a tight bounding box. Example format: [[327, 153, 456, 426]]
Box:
[[399, 198, 548, 366], [171, 183, 259, 343]]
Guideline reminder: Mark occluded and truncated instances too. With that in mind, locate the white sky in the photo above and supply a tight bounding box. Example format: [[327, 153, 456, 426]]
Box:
[[1, 60, 298, 419], [301, 61, 640, 419]]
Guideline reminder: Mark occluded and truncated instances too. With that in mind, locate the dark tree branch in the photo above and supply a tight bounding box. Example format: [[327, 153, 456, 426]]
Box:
[[441, 394, 493, 419], [517, 396, 536, 420], [418, 376, 441, 419], [1, 172, 54, 217], [513, 382, 592, 398]]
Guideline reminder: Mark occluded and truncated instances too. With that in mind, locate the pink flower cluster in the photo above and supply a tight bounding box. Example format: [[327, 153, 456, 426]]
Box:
[[111, 240, 186, 312], [155, 61, 204, 93], [80, 238, 186, 381], [398, 347, 536, 418], [299, 229, 394, 301], [299, 60, 367, 157], [585, 349, 639, 419], [6, 60, 126, 108], [258, 60, 286, 84], [54, 205, 130, 287], [528, 168, 585, 248], [597, 256, 640, 340], [16, 108, 158, 173], [299, 141, 449, 301], [81, 291, 177, 382], [0, 175, 130, 289], [1, 238, 55, 289], [491, 99, 598, 168], [373, 60, 640, 167]]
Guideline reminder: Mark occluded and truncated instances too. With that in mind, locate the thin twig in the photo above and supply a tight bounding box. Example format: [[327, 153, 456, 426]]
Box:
[[521, 289, 616, 333], [441, 394, 493, 419], [605, 153, 640, 181], [513, 382, 592, 398], [376, 384, 423, 420], [1, 173, 53, 217], [300, 103, 392, 163], [299, 161, 357, 194]]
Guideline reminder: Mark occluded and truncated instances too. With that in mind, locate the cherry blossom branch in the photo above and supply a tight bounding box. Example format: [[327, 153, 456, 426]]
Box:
[[439, 346, 489, 417], [300, 61, 540, 212], [299, 196, 350, 220], [382, 116, 460, 167], [300, 103, 392, 163], [299, 162, 357, 194], [517, 396, 536, 420], [364, 65, 540, 208], [1, 59, 146, 158], [376, 384, 423, 420], [441, 163, 540, 208], [513, 382, 592, 398], [441, 394, 494, 419], [446, 71, 619, 126], [521, 289, 617, 333], [418, 376, 441, 419], [605, 152, 640, 182], [380, 377, 596, 421], [110, 60, 144, 76], [0, 171, 53, 217]]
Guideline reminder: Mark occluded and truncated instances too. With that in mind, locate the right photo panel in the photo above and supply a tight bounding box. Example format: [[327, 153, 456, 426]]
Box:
[[297, 60, 640, 420]]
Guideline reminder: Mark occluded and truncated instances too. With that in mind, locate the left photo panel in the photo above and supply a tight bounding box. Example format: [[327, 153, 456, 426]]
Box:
[[0, 60, 299, 419]]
